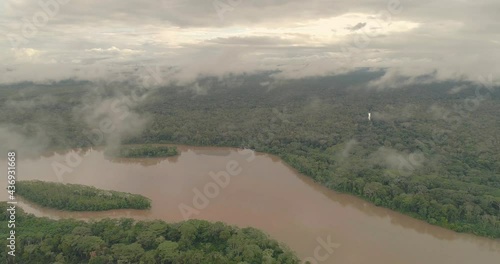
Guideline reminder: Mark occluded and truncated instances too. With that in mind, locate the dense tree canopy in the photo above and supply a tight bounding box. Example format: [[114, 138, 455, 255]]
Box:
[[16, 181, 151, 211], [0, 202, 299, 264], [104, 145, 178, 158]]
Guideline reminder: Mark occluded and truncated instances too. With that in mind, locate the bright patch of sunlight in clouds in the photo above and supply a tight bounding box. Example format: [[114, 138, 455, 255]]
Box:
[[154, 13, 420, 47]]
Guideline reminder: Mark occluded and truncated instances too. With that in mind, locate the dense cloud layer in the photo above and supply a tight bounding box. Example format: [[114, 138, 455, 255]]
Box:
[[1, 0, 499, 86]]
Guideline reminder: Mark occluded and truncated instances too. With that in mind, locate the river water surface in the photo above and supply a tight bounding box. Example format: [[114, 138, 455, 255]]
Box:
[[2, 146, 499, 264]]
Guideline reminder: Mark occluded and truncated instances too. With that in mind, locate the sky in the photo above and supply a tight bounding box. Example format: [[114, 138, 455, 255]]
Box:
[[1, 0, 499, 86]]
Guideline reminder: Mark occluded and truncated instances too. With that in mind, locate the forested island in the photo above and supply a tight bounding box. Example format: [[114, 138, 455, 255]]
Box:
[[104, 145, 178, 158], [16, 181, 151, 211], [0, 202, 299, 264], [1, 70, 499, 238]]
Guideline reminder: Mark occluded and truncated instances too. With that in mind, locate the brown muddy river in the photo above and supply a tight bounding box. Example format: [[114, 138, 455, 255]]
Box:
[[2, 146, 499, 264]]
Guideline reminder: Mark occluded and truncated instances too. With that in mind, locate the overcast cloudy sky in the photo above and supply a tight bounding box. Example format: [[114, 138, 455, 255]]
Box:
[[1, 0, 499, 86]]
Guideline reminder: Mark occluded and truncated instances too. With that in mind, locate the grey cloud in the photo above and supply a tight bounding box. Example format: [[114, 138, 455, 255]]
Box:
[[346, 22, 367, 31], [1, 0, 499, 86], [208, 36, 293, 46]]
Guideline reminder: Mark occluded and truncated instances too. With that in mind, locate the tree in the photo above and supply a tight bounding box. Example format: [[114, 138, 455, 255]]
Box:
[[156, 241, 180, 263]]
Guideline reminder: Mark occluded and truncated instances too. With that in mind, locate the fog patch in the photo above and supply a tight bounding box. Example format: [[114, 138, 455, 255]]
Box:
[[367, 69, 439, 90], [188, 82, 210, 96], [448, 85, 468, 94], [428, 104, 448, 120], [74, 92, 151, 149], [370, 147, 425, 174], [341, 139, 359, 158], [0, 124, 50, 157], [304, 97, 329, 112]]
